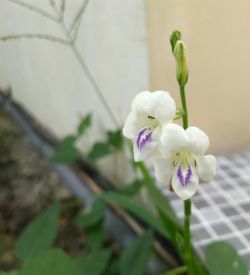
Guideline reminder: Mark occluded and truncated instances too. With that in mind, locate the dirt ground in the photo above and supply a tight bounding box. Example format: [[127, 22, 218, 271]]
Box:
[[0, 108, 85, 271]]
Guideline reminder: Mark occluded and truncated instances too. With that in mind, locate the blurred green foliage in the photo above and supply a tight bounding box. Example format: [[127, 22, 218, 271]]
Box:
[[87, 129, 123, 161], [50, 114, 124, 163], [77, 114, 92, 137], [205, 241, 248, 275], [50, 135, 81, 164], [0, 198, 156, 275], [27, 113, 249, 275], [120, 230, 153, 275], [16, 203, 60, 262]]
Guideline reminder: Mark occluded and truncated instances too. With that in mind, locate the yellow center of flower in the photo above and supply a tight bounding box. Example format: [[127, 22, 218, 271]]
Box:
[[172, 151, 196, 169], [146, 115, 161, 130]]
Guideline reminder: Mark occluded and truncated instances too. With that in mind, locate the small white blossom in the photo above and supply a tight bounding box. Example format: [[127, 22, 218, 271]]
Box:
[[154, 124, 216, 200], [123, 91, 176, 162]]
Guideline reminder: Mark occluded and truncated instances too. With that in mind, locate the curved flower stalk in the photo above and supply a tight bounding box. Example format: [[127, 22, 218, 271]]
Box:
[[154, 124, 216, 200], [123, 91, 176, 162]]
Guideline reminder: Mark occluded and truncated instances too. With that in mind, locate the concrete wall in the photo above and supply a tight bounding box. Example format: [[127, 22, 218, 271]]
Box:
[[0, 0, 149, 137], [0, 0, 150, 183]]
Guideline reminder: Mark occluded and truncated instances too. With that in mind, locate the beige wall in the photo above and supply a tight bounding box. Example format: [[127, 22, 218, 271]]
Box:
[[146, 0, 250, 154]]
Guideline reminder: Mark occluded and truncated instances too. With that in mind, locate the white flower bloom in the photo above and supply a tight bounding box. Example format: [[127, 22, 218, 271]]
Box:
[[154, 124, 216, 200], [123, 91, 176, 162]]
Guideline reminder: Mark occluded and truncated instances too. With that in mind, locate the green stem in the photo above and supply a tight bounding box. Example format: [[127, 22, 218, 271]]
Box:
[[179, 85, 193, 275], [180, 86, 188, 129], [70, 44, 119, 126], [184, 199, 192, 274], [136, 162, 154, 185], [174, 108, 184, 120], [7, 0, 58, 21], [164, 265, 187, 275], [49, 1, 119, 127]]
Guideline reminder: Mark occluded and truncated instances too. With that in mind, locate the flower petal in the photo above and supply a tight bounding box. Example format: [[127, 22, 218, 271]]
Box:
[[160, 124, 189, 156], [131, 91, 151, 112], [123, 111, 149, 139], [132, 90, 176, 124], [186, 127, 209, 156], [133, 127, 160, 161], [197, 154, 216, 182], [172, 165, 199, 200], [123, 112, 138, 139], [154, 157, 173, 183]]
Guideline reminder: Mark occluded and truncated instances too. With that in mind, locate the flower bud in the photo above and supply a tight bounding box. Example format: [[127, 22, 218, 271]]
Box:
[[173, 40, 188, 87], [170, 30, 182, 53]]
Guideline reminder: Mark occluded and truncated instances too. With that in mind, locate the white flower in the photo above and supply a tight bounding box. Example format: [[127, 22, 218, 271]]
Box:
[[123, 91, 176, 162], [154, 124, 216, 200]]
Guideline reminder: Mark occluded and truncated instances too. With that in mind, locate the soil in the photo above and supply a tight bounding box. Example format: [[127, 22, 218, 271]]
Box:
[[0, 108, 85, 271]]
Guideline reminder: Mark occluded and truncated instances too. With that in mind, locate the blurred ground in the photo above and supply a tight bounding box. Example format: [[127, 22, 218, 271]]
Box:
[[0, 108, 85, 271]]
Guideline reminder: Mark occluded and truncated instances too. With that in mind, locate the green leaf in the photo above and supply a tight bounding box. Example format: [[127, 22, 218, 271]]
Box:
[[191, 249, 207, 275], [74, 200, 106, 229], [121, 230, 153, 275], [135, 162, 204, 273], [120, 180, 144, 196], [107, 129, 123, 149], [50, 135, 81, 164], [88, 143, 113, 160], [157, 208, 184, 250], [75, 249, 111, 275], [101, 192, 167, 238], [50, 146, 81, 164], [86, 226, 106, 249], [78, 114, 92, 136], [16, 203, 60, 262], [135, 162, 178, 223], [59, 135, 76, 147], [205, 241, 248, 275], [106, 259, 121, 275], [146, 184, 178, 223], [164, 266, 187, 275], [158, 208, 206, 275], [19, 249, 79, 275], [0, 272, 19, 275]]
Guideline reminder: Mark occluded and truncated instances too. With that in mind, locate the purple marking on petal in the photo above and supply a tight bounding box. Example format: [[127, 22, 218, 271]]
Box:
[[177, 166, 184, 186], [136, 128, 153, 150], [136, 128, 146, 148], [177, 165, 192, 187], [186, 166, 192, 185]]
